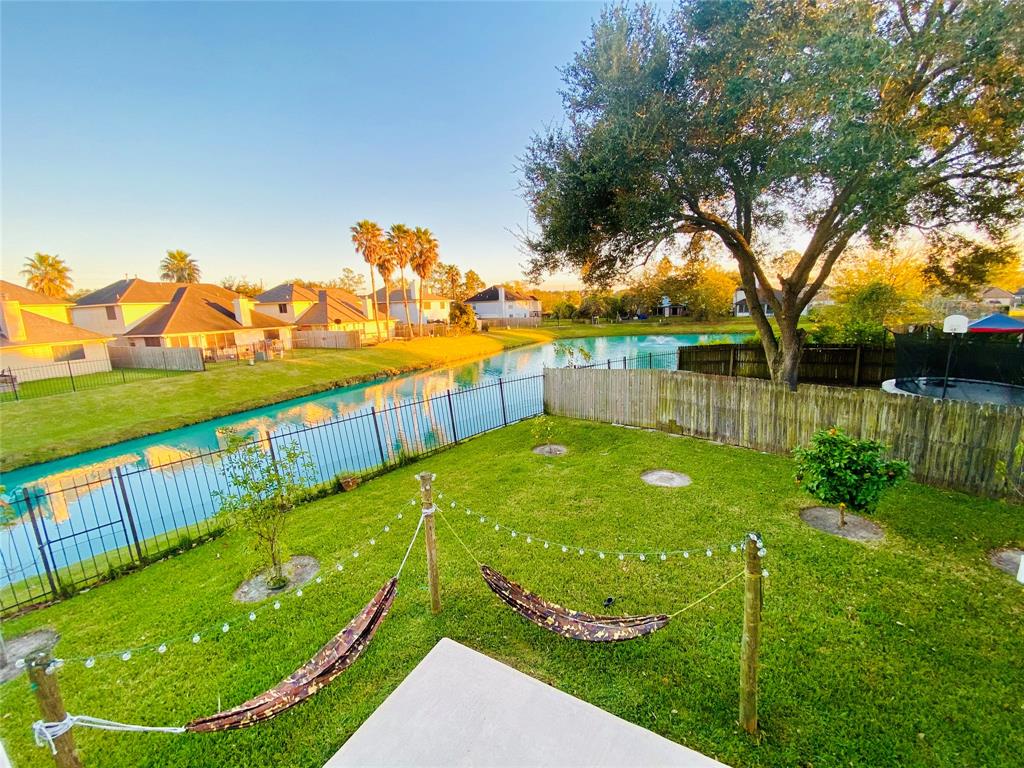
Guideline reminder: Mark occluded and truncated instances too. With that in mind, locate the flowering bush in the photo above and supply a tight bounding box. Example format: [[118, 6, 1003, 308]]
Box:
[[794, 427, 909, 526]]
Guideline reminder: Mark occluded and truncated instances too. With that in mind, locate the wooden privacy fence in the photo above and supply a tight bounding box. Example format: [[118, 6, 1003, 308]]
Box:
[[677, 343, 895, 387], [293, 330, 361, 349], [108, 345, 205, 372], [544, 368, 1022, 497], [477, 317, 542, 329]]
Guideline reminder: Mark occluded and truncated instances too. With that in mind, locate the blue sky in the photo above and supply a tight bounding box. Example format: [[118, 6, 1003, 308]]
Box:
[[1, 1, 604, 292]]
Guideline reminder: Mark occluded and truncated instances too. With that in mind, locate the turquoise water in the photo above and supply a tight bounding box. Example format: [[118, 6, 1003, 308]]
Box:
[[0, 334, 740, 592]]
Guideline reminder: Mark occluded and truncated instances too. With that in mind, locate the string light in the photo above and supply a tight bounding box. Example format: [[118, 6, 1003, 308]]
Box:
[[441, 497, 753, 564], [52, 504, 413, 671]]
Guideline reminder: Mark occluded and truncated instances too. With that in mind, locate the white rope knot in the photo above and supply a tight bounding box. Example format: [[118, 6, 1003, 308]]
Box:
[[420, 504, 437, 517], [32, 714, 185, 753]]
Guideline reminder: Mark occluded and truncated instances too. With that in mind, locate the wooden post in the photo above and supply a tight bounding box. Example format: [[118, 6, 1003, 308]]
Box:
[[28, 653, 83, 768], [853, 344, 862, 387], [739, 534, 763, 734], [728, 346, 736, 377], [416, 472, 441, 614]]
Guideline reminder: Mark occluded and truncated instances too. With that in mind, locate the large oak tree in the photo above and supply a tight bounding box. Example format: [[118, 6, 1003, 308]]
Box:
[[522, 0, 1024, 387]]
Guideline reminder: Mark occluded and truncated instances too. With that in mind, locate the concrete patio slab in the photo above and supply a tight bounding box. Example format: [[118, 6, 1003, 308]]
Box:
[[325, 637, 729, 767]]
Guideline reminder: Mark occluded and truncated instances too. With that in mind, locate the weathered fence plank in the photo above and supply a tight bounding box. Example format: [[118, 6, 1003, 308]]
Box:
[[293, 330, 361, 349], [108, 345, 204, 372], [544, 368, 1021, 497]]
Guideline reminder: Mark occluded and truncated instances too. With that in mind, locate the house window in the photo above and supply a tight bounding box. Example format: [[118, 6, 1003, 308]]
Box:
[[105, 306, 117, 320], [144, 337, 162, 347], [278, 303, 288, 314], [423, 301, 432, 309], [52, 344, 86, 362], [264, 330, 280, 341], [205, 332, 235, 350]]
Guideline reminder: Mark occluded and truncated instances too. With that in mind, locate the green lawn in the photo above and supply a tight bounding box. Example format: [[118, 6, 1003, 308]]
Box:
[[2, 419, 1021, 767], [0, 330, 547, 472], [540, 316, 760, 339]]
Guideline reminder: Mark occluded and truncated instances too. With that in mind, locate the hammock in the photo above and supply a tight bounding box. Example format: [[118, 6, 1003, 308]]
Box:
[[480, 564, 669, 642], [33, 577, 400, 751], [187, 576, 397, 732]]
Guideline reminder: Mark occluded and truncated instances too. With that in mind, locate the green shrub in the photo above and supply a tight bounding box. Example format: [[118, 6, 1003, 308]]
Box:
[[794, 427, 909, 526]]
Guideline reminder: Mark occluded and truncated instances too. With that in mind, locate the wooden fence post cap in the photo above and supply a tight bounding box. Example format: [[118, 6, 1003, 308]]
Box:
[[415, 472, 436, 482], [28, 650, 50, 668]]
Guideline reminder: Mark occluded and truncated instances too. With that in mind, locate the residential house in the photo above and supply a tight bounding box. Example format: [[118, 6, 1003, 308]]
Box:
[[466, 286, 542, 319], [733, 285, 833, 317], [0, 281, 113, 381], [979, 286, 1014, 310], [254, 283, 391, 340], [370, 280, 451, 325], [74, 279, 292, 356]]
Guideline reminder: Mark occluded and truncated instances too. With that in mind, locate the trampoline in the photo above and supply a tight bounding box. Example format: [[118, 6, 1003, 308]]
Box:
[[885, 315, 1024, 406]]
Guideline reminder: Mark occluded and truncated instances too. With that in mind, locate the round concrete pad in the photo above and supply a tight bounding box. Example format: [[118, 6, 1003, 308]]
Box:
[[988, 548, 1023, 578], [533, 444, 568, 456], [641, 470, 692, 488], [800, 506, 884, 542], [234, 555, 320, 603], [0, 629, 58, 683]]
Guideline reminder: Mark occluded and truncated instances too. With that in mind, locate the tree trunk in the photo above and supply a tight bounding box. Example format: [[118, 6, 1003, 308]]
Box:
[[369, 269, 382, 342], [418, 278, 425, 337], [769, 314, 805, 391], [400, 269, 411, 337]]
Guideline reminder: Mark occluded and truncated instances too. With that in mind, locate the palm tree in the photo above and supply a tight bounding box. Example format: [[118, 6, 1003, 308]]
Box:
[[350, 220, 387, 341], [160, 250, 201, 283], [20, 253, 73, 297], [386, 224, 417, 335], [376, 241, 398, 341], [411, 227, 440, 335]]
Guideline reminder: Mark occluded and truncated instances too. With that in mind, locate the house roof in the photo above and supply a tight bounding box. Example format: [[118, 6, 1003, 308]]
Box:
[[981, 286, 1015, 300], [122, 286, 290, 336], [0, 280, 72, 306], [255, 283, 320, 303], [297, 290, 371, 325], [76, 278, 240, 307], [1, 309, 111, 349], [466, 286, 538, 303], [370, 284, 447, 303]]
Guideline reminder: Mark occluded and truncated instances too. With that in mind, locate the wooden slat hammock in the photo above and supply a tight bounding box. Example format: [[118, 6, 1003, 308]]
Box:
[[480, 564, 670, 642], [188, 576, 397, 732]]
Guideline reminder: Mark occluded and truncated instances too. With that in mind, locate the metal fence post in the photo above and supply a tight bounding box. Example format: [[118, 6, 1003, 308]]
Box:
[[22, 489, 58, 598], [114, 467, 144, 561], [446, 390, 459, 443], [622, 356, 627, 369], [66, 361, 76, 392], [370, 406, 387, 467], [649, 351, 654, 369], [498, 378, 509, 426]]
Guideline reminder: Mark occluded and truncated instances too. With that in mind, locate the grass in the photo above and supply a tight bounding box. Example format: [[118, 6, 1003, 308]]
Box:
[[2, 418, 1021, 767], [539, 316, 760, 339], [0, 368, 185, 404], [0, 330, 547, 472]]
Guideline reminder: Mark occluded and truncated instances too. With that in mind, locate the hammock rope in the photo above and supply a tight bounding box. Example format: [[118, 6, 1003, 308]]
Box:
[[436, 507, 746, 638], [30, 511, 425, 748]]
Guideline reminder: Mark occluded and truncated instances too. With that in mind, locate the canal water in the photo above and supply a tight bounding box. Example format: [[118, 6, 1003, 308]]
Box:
[[0, 333, 740, 594]]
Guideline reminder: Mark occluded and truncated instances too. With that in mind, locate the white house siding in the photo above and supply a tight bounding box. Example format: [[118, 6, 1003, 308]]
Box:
[[71, 303, 167, 336], [254, 300, 314, 324], [0, 341, 112, 381], [469, 299, 540, 319]]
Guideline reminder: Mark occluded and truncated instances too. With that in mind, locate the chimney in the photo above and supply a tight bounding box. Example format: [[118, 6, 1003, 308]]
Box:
[[233, 297, 253, 327], [362, 295, 375, 320], [0, 300, 27, 342]]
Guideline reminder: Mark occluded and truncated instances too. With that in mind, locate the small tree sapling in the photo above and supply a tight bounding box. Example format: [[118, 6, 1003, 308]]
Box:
[[794, 427, 909, 527], [216, 432, 313, 589]]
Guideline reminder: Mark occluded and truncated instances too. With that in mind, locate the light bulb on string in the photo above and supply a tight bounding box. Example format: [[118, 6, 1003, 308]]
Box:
[[192, 634, 201, 644], [599, 552, 605, 559], [526, 536, 532, 544], [249, 612, 257, 622], [684, 551, 690, 558], [618, 553, 624, 560], [121, 651, 132, 661], [384, 526, 390, 533], [543, 542, 549, 549], [639, 554, 646, 561], [158, 644, 167, 654], [85, 657, 95, 668], [273, 601, 281, 610], [660, 553, 667, 561], [369, 539, 376, 546], [706, 549, 712, 557], [222, 623, 230, 634], [296, 589, 303, 597], [561, 546, 568, 553], [578, 548, 585, 555]]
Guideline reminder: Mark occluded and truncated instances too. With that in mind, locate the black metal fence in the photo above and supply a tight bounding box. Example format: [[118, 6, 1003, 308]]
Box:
[[0, 359, 188, 403], [676, 343, 895, 387], [0, 350, 682, 615], [0, 374, 543, 613]]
